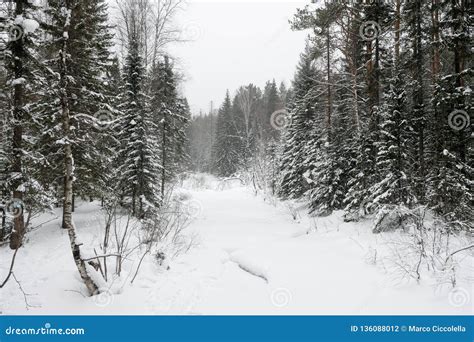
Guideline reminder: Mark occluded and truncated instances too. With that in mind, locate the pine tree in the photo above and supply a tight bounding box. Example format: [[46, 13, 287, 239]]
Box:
[[369, 67, 412, 209], [34, 0, 117, 207], [261, 79, 281, 142], [117, 31, 160, 217], [212, 91, 241, 177], [149, 56, 189, 197], [343, 1, 393, 218], [365, 1, 414, 212], [174, 97, 191, 173], [288, 4, 352, 214], [278, 43, 318, 199], [2, 0, 47, 248], [34, 0, 100, 295], [426, 0, 473, 228], [188, 111, 217, 173], [403, 0, 428, 202]]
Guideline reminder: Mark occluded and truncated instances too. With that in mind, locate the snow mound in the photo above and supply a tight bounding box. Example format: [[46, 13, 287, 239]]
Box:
[[229, 250, 270, 283]]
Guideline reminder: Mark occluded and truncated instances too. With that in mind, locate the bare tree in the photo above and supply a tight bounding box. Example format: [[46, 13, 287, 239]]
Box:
[[115, 0, 185, 68], [150, 0, 185, 63], [236, 84, 259, 164]]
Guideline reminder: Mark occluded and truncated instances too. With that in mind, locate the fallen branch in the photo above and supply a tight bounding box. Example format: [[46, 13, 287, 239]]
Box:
[[83, 254, 122, 262], [0, 246, 20, 288], [12, 273, 39, 310]]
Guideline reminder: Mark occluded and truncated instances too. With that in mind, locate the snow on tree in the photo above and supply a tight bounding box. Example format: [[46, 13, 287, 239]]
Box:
[[149, 56, 190, 197], [212, 91, 242, 177], [116, 27, 161, 217]]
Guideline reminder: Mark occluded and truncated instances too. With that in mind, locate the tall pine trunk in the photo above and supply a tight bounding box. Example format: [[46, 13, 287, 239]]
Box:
[[413, 0, 426, 201], [431, 0, 443, 161], [9, 0, 26, 250], [325, 29, 332, 142], [394, 0, 404, 203], [161, 115, 167, 199], [452, 0, 467, 162]]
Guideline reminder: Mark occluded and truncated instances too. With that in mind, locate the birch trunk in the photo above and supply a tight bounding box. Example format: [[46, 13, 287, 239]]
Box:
[[59, 0, 98, 296]]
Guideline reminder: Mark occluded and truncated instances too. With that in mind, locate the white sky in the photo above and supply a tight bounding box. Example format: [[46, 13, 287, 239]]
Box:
[[168, 0, 309, 114]]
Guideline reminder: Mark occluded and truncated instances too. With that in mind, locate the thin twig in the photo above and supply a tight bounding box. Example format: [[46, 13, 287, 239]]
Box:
[[0, 246, 20, 288], [445, 244, 474, 263], [82, 254, 122, 262], [130, 250, 150, 284], [12, 273, 39, 310], [64, 289, 86, 298]]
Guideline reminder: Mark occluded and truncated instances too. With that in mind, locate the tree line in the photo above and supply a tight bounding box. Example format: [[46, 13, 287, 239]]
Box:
[[189, 80, 289, 189], [0, 0, 189, 294], [191, 0, 472, 231]]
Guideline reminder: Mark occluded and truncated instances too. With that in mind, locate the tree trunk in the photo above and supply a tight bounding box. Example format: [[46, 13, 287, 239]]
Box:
[[347, 12, 360, 133], [431, 0, 441, 78], [9, 0, 26, 250], [394, 0, 404, 204], [431, 0, 443, 162], [59, 0, 98, 296], [452, 0, 467, 162], [132, 188, 136, 216], [414, 0, 426, 201], [395, 0, 401, 64], [1, 208, 5, 241], [161, 116, 167, 199], [61, 175, 67, 227], [325, 29, 332, 142]]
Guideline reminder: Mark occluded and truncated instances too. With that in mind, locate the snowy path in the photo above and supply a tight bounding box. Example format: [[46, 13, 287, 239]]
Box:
[[141, 185, 469, 315], [1, 182, 471, 315]]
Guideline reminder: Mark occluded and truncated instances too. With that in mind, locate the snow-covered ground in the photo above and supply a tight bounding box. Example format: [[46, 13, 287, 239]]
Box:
[[1, 175, 472, 315]]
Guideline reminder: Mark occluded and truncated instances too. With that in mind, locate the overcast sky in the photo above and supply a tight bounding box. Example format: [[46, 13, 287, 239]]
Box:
[[168, 0, 309, 115]]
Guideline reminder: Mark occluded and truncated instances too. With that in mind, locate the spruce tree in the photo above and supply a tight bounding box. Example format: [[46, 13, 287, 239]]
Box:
[[426, 0, 473, 228], [278, 43, 318, 199], [34, 0, 117, 205], [117, 32, 160, 217], [2, 0, 48, 248], [212, 91, 241, 177], [149, 56, 189, 197]]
